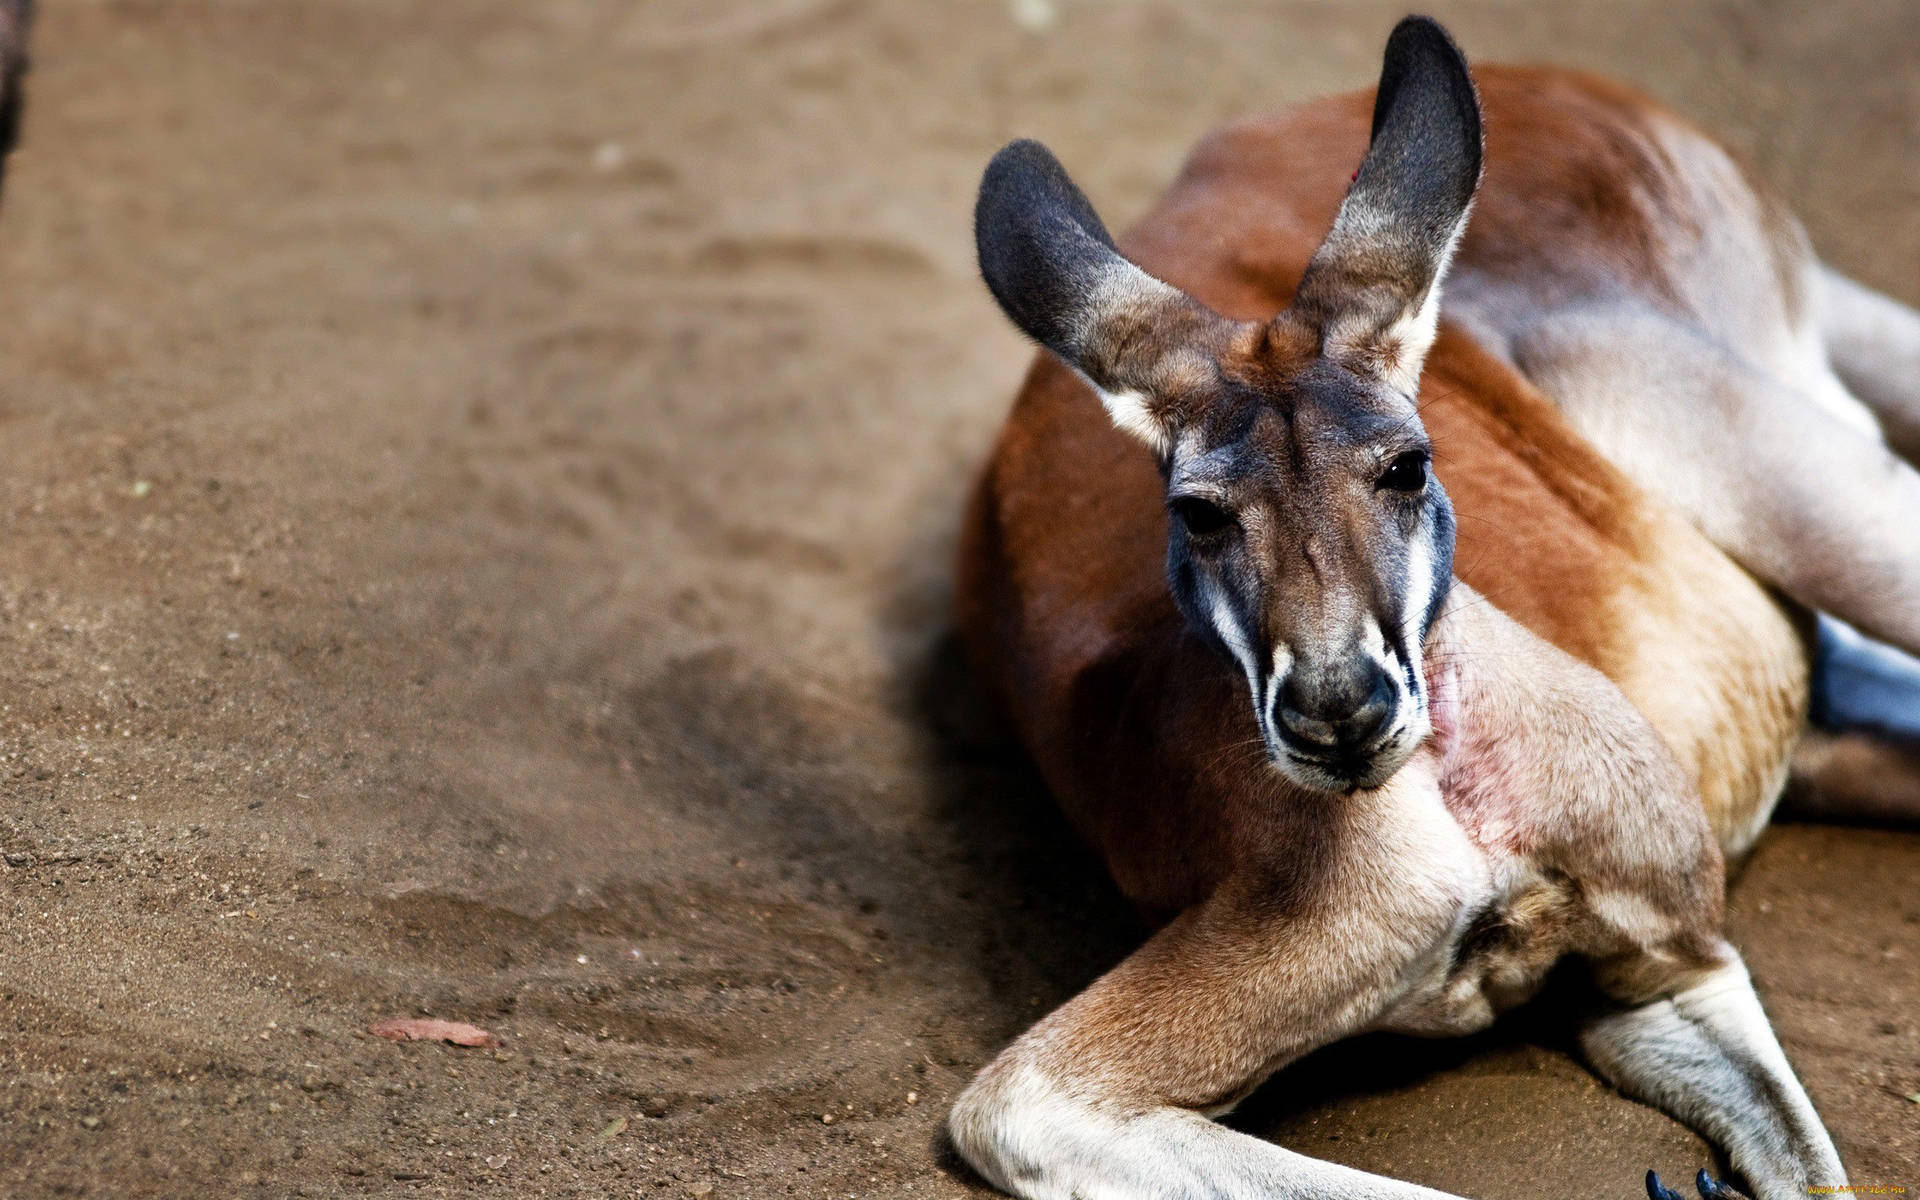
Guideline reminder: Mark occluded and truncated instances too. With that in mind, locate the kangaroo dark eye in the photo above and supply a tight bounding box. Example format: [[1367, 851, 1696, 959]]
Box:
[[1379, 450, 1429, 493], [1170, 496, 1235, 538]]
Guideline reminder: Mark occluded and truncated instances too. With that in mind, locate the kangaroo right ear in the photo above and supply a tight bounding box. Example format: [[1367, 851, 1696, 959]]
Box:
[[975, 140, 1228, 454]]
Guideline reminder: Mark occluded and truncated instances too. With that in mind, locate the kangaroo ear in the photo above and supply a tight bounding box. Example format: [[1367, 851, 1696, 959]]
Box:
[[1291, 16, 1482, 393], [975, 140, 1228, 454]]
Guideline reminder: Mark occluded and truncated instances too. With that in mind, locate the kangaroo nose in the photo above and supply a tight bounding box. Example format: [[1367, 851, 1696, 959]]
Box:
[[1273, 665, 1395, 759]]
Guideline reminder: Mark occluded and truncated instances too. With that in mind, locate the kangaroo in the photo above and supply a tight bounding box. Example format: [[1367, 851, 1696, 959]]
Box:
[[949, 16, 1918, 1199]]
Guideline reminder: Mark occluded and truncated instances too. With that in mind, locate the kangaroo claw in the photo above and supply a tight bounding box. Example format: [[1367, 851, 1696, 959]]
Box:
[[1695, 1170, 1745, 1199], [1647, 1170, 1687, 1200]]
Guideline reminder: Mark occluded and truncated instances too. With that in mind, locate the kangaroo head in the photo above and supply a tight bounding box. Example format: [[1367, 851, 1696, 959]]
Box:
[[973, 17, 1481, 793]]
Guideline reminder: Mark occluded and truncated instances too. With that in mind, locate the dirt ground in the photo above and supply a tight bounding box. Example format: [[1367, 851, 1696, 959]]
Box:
[[0, 2, 1916, 1197]]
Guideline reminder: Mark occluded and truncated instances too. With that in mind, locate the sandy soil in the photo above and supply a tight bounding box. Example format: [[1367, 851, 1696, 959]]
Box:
[[0, 2, 1916, 1197]]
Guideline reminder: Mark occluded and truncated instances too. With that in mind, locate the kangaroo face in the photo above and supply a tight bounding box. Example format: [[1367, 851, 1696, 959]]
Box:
[[1163, 344, 1454, 790], [973, 22, 1479, 793]]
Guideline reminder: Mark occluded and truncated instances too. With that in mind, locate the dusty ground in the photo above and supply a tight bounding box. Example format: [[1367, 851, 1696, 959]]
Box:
[[0, 2, 1916, 1197]]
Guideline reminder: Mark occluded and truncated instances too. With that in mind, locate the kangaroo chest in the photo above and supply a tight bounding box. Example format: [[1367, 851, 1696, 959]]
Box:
[[1362, 736, 1593, 1038]]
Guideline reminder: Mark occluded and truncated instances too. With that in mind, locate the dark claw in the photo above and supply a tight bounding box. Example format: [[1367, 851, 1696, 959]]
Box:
[[1647, 1170, 1687, 1200], [1695, 1170, 1745, 1199]]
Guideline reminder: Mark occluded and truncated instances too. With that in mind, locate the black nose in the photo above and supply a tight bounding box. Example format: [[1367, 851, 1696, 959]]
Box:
[[1273, 664, 1395, 762]]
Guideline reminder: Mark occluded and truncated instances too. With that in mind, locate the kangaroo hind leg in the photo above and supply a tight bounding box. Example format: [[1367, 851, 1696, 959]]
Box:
[[1818, 266, 1920, 465], [1511, 307, 1920, 661]]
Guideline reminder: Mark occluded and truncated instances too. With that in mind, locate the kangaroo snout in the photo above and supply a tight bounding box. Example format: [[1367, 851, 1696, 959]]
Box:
[[1271, 660, 1398, 771]]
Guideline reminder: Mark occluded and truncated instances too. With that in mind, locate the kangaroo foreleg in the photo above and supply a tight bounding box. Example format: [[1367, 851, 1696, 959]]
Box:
[[953, 1076, 1462, 1200], [950, 874, 1472, 1200], [1582, 949, 1845, 1200]]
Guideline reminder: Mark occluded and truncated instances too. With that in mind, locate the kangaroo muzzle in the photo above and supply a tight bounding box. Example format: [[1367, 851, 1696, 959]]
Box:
[[1270, 655, 1400, 782]]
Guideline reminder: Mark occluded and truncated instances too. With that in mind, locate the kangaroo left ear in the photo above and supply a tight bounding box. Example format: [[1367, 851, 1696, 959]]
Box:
[[1290, 16, 1483, 394]]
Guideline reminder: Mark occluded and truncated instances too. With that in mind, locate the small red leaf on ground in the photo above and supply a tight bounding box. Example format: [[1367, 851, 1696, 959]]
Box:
[[368, 1018, 497, 1048]]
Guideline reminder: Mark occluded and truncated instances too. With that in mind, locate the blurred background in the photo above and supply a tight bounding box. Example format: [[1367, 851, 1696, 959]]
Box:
[[0, 2, 1914, 1196]]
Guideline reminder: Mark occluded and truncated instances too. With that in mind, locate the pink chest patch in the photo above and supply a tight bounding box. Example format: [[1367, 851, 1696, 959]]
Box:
[[1425, 660, 1536, 855]]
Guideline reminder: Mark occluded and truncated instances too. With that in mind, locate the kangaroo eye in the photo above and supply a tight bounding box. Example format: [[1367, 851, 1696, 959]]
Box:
[[1379, 450, 1429, 493], [1170, 496, 1235, 538]]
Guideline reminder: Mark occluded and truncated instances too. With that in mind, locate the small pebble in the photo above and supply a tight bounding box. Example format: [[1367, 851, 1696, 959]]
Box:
[[1009, 0, 1057, 32], [593, 142, 627, 172]]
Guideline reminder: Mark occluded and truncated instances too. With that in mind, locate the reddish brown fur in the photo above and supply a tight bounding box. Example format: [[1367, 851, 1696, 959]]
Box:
[[956, 66, 1809, 919]]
